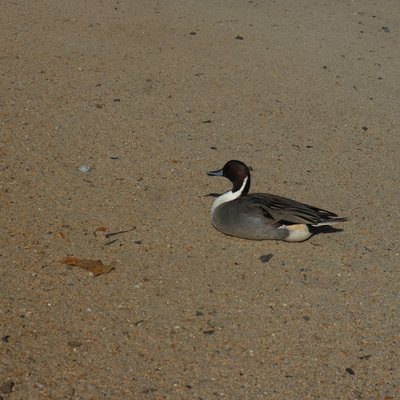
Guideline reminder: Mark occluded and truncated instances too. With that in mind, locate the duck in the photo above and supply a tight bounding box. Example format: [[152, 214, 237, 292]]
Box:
[[207, 160, 347, 242]]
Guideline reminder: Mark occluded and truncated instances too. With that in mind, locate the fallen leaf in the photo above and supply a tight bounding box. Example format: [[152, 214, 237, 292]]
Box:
[[61, 257, 114, 276]]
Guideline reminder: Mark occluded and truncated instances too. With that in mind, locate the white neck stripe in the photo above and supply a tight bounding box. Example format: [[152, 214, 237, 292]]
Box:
[[211, 177, 248, 213]]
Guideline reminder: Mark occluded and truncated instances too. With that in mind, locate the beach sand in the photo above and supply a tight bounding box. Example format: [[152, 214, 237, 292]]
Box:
[[1, 1, 399, 398]]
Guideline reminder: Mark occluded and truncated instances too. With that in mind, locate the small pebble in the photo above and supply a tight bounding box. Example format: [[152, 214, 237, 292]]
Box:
[[68, 340, 83, 348], [346, 367, 355, 376], [259, 254, 273, 263], [0, 381, 14, 394], [79, 165, 91, 173]]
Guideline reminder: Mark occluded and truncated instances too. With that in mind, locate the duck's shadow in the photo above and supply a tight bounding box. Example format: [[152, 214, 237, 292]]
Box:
[[311, 225, 344, 236]]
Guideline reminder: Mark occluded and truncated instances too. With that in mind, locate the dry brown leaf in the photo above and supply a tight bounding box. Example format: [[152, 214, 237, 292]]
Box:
[[61, 257, 114, 276], [56, 231, 66, 239]]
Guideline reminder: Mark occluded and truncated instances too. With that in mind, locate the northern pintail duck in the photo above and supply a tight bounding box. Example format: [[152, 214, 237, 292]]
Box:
[[207, 160, 347, 242]]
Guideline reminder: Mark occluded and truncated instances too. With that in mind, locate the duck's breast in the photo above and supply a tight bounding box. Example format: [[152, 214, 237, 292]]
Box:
[[211, 198, 287, 240]]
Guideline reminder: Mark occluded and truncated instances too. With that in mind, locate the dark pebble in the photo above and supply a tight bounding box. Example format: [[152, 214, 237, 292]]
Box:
[[189, 31, 197, 35], [362, 126, 368, 131], [322, 65, 328, 69], [110, 156, 119, 160], [1, 335, 10, 343], [0, 381, 14, 394], [259, 254, 273, 263], [235, 35, 244, 40], [196, 311, 204, 316], [142, 387, 157, 393], [210, 146, 217, 150], [134, 240, 143, 245], [67, 341, 83, 348], [346, 367, 355, 376], [202, 120, 212, 124], [203, 329, 215, 335], [382, 26, 390, 32], [113, 98, 121, 102]]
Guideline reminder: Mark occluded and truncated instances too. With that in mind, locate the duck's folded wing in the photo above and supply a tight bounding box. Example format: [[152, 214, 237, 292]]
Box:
[[248, 193, 346, 226]]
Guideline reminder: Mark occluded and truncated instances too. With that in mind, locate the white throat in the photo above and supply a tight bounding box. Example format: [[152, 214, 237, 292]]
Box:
[[211, 177, 248, 213]]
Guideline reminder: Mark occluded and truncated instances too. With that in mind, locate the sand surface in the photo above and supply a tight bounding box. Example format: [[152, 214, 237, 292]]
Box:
[[1, 1, 399, 399]]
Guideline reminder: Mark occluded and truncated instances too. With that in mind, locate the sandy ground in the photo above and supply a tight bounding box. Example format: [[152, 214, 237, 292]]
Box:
[[1, 0, 399, 399]]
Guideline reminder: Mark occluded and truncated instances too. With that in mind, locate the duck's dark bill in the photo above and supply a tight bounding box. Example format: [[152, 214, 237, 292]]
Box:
[[207, 168, 223, 177]]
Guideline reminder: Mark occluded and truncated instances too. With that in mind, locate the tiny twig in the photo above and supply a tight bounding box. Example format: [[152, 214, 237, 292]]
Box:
[[104, 239, 118, 246], [105, 227, 136, 238]]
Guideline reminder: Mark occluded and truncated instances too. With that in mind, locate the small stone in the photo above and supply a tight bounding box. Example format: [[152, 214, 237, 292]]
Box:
[[68, 340, 83, 348], [346, 367, 355, 376], [259, 254, 273, 263], [142, 387, 157, 393], [1, 335, 10, 343], [235, 35, 244, 40], [0, 381, 14, 394], [79, 165, 91, 173]]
